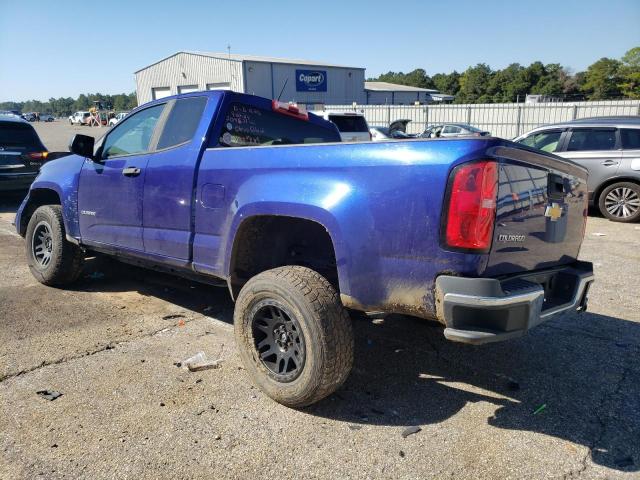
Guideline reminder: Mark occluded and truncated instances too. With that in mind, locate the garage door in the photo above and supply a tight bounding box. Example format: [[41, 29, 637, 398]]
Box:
[[178, 85, 199, 94], [206, 82, 231, 91], [152, 87, 171, 100]]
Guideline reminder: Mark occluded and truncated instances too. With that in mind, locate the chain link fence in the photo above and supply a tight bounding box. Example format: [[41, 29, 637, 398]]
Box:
[[319, 100, 640, 139]]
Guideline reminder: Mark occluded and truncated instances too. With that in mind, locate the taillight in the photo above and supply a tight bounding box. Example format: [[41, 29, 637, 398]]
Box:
[[443, 160, 498, 252], [28, 151, 49, 160]]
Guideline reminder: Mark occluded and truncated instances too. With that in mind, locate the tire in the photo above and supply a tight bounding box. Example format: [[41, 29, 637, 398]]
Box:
[[598, 182, 640, 223], [234, 266, 354, 408], [25, 205, 84, 286]]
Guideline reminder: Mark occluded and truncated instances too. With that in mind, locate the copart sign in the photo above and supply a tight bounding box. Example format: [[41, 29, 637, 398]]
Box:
[[296, 69, 327, 92]]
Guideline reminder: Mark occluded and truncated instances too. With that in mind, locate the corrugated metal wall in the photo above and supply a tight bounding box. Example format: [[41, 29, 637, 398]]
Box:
[[135, 53, 244, 105], [136, 53, 366, 106], [321, 100, 640, 138], [243, 61, 366, 105]]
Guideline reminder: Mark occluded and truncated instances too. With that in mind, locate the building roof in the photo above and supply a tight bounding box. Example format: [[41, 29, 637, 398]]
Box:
[[135, 51, 364, 73], [364, 81, 439, 93]]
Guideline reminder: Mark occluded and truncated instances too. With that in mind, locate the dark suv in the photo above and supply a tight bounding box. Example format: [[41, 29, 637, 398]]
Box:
[[0, 115, 50, 192], [515, 116, 640, 222]]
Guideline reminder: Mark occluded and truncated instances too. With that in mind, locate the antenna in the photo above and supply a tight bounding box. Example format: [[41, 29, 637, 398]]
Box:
[[227, 44, 232, 86], [277, 78, 289, 101]]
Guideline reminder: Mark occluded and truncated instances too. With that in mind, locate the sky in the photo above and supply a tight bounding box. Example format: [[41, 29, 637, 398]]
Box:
[[1, 0, 639, 102]]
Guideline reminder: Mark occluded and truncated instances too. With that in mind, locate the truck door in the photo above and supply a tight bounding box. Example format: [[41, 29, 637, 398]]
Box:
[[141, 96, 209, 261], [78, 103, 166, 251]]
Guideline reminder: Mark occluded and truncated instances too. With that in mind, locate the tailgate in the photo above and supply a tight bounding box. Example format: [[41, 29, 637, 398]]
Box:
[[484, 146, 589, 277]]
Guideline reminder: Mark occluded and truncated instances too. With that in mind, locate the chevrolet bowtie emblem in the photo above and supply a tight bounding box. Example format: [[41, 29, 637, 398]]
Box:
[[545, 202, 563, 221]]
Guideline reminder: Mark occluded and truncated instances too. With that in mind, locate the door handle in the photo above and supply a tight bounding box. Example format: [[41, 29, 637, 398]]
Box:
[[601, 160, 618, 166], [122, 167, 141, 177]]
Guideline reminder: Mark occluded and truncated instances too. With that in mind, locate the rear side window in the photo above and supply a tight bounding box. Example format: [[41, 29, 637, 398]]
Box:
[[328, 115, 369, 132], [157, 97, 208, 150], [219, 103, 340, 147], [620, 129, 640, 150], [519, 130, 562, 153], [567, 129, 616, 151], [0, 122, 42, 148]]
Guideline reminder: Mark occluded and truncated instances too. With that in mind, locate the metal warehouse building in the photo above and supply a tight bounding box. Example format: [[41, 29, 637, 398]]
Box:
[[135, 51, 366, 107], [364, 81, 454, 105]]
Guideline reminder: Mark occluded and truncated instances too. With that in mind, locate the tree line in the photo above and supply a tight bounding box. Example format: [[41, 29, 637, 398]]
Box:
[[371, 47, 640, 103], [0, 92, 138, 117]]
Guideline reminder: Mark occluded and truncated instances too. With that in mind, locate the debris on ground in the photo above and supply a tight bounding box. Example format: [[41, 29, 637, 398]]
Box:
[[177, 351, 224, 372], [162, 314, 185, 321], [533, 404, 547, 415], [401, 426, 422, 438], [348, 425, 362, 431], [36, 390, 63, 401], [592, 232, 607, 237]]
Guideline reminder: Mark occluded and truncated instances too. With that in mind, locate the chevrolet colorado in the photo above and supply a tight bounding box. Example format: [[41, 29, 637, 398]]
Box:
[[16, 91, 594, 407]]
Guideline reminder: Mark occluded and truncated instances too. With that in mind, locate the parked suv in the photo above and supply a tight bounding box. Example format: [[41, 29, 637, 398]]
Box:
[[68, 111, 90, 125], [313, 111, 371, 142], [0, 114, 50, 191], [515, 116, 640, 222]]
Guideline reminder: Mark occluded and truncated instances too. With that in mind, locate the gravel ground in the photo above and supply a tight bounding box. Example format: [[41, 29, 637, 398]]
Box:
[[31, 120, 107, 152], [0, 189, 639, 478]]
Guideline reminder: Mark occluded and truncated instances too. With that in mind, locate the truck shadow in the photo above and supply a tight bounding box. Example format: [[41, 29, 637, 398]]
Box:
[[308, 312, 639, 472], [75, 258, 638, 472]]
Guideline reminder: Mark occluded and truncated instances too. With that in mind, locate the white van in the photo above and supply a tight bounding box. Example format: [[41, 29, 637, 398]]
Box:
[[313, 112, 371, 142]]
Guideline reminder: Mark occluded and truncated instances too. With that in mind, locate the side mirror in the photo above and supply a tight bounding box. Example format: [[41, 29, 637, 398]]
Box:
[[69, 134, 95, 160]]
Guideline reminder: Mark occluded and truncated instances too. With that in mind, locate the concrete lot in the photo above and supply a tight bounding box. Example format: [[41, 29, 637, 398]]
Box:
[[32, 120, 107, 152], [0, 122, 639, 479]]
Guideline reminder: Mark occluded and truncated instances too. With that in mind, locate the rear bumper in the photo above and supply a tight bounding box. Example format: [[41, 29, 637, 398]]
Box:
[[435, 261, 594, 345]]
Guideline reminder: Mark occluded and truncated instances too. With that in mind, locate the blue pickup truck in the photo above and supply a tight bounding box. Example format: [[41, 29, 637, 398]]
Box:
[[16, 91, 594, 407]]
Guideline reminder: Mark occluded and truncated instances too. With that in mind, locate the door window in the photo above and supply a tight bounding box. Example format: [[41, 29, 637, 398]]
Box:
[[620, 128, 640, 150], [567, 129, 616, 151], [157, 97, 208, 150], [102, 104, 165, 159], [519, 130, 562, 152]]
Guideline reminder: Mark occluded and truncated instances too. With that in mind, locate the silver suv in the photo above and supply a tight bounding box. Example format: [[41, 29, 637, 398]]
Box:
[[514, 116, 640, 222]]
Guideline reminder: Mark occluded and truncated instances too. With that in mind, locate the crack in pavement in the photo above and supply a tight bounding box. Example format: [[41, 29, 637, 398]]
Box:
[[0, 316, 201, 384], [562, 360, 631, 479]]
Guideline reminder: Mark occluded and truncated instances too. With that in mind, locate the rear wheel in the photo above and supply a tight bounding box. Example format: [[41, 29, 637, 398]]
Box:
[[598, 182, 640, 222], [25, 205, 84, 285], [234, 266, 354, 407]]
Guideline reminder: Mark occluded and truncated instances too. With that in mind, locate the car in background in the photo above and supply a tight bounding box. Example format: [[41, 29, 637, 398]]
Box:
[[40, 114, 55, 122], [21, 112, 37, 122], [108, 111, 128, 126], [68, 111, 90, 125], [0, 114, 51, 192], [370, 119, 414, 141], [313, 111, 370, 142], [421, 123, 491, 138], [514, 116, 640, 222]]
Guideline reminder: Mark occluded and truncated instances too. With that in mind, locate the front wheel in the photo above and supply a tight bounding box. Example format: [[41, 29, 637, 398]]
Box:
[[598, 182, 640, 222], [25, 205, 84, 286], [234, 266, 354, 408]]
